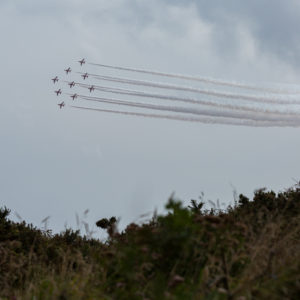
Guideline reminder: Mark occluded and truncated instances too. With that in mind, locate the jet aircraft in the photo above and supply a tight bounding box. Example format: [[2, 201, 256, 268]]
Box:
[[58, 101, 65, 109], [79, 58, 85, 66], [68, 81, 75, 88], [70, 93, 78, 100], [64, 67, 71, 74], [52, 76, 58, 84], [55, 89, 62, 96], [82, 73, 89, 80]]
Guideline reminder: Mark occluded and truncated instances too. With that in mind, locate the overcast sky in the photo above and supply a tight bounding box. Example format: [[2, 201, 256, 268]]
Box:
[[1, 0, 300, 237]]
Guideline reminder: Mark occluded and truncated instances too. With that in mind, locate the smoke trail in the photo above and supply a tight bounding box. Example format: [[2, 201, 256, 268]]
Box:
[[70, 105, 300, 128], [88, 62, 300, 95], [77, 94, 300, 123], [78, 72, 300, 106], [74, 82, 300, 107]]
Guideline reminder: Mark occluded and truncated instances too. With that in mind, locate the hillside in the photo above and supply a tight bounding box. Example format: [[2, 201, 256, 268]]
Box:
[[0, 185, 299, 299]]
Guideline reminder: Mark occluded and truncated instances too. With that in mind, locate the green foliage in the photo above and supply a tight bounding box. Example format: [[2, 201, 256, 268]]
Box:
[[0, 185, 299, 299]]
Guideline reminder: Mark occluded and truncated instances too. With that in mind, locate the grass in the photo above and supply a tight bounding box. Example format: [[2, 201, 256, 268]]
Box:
[[0, 184, 299, 299]]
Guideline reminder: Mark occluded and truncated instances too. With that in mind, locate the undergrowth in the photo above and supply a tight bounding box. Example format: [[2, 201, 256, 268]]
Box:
[[0, 185, 299, 299]]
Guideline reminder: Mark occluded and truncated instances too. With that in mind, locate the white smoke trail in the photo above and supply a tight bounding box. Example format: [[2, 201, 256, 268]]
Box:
[[70, 105, 300, 128], [88, 62, 300, 95], [78, 72, 300, 106], [77, 94, 300, 123], [74, 82, 300, 108]]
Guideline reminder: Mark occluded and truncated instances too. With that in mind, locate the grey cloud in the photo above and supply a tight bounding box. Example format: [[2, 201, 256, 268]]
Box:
[[6, 0, 300, 69], [160, 0, 300, 68]]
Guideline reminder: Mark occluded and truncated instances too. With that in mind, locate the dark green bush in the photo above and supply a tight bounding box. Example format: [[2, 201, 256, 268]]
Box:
[[0, 185, 299, 299]]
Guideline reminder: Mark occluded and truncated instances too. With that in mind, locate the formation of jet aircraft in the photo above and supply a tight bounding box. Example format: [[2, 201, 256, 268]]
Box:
[[52, 59, 91, 109]]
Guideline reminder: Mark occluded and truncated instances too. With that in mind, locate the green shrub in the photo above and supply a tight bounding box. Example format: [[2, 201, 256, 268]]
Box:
[[0, 185, 299, 299]]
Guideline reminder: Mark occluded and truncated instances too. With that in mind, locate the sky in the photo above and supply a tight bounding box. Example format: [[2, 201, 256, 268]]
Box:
[[1, 0, 300, 237]]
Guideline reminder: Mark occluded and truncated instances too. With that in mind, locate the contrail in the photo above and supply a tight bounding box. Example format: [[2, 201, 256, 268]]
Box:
[[74, 82, 300, 107], [77, 72, 300, 106], [70, 105, 300, 128], [76, 94, 300, 123], [88, 62, 300, 95]]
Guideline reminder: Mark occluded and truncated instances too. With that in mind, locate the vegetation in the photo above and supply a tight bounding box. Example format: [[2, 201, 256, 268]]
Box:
[[0, 185, 299, 299]]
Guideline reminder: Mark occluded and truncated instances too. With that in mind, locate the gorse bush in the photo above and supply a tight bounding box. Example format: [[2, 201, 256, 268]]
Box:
[[0, 185, 299, 299]]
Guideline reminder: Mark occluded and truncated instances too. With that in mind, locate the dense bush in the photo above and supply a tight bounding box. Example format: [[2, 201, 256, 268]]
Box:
[[0, 184, 299, 299]]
